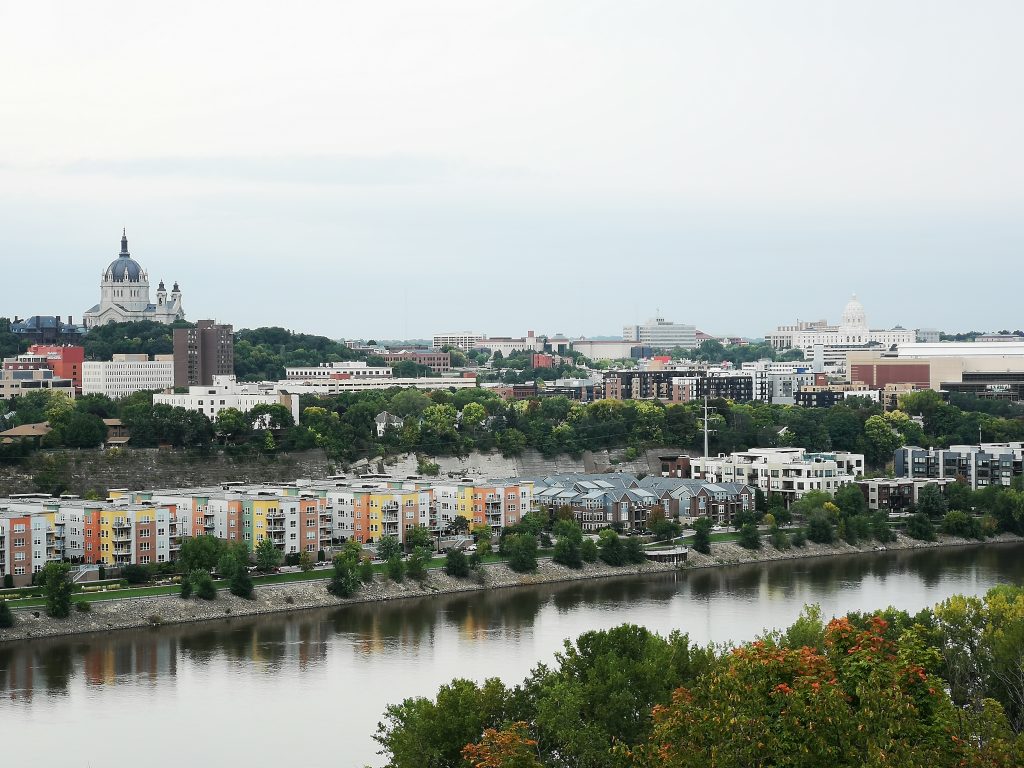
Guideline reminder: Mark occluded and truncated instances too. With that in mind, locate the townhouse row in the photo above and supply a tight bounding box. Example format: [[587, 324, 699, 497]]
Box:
[[0, 478, 534, 586]]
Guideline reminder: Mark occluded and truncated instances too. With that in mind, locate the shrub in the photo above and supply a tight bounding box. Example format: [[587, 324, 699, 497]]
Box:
[[191, 570, 217, 600], [3, 574, 14, 589], [871, 512, 896, 543], [906, 512, 937, 542], [791, 529, 807, 548], [941, 510, 983, 540], [581, 539, 598, 563], [75, 600, 92, 613], [805, 511, 835, 544], [468, 552, 482, 570], [299, 551, 315, 572], [445, 549, 470, 578], [180, 577, 193, 599], [769, 526, 790, 550], [0, 601, 14, 628], [738, 523, 761, 550], [121, 564, 151, 585], [359, 558, 375, 583], [552, 537, 583, 569]]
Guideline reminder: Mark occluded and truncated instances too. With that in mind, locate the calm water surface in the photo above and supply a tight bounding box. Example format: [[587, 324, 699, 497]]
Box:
[[2, 543, 1023, 767]]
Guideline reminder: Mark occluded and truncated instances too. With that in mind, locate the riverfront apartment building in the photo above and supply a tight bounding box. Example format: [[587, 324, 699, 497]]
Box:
[[82, 354, 175, 398], [0, 477, 535, 586], [893, 443, 1024, 489], [691, 448, 865, 505]]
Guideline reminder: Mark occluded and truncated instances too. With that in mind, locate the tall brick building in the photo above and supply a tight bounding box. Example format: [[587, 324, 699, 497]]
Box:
[[173, 320, 234, 387]]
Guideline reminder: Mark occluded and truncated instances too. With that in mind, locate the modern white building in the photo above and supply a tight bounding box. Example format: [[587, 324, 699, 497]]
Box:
[[82, 354, 175, 399], [285, 361, 393, 380], [766, 295, 916, 354], [83, 230, 185, 328], [691, 447, 865, 505], [432, 332, 484, 350], [741, 360, 818, 404], [153, 375, 301, 423], [624, 314, 697, 350]]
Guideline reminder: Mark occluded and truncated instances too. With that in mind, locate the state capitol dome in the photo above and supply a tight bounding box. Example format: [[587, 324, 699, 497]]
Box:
[[840, 293, 867, 330], [104, 230, 146, 282]]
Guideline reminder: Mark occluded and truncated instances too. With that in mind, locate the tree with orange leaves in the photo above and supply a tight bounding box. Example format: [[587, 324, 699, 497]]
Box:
[[462, 722, 542, 768], [630, 616, 1009, 768]]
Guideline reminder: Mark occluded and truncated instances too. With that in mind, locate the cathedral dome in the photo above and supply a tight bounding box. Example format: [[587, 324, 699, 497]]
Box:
[[840, 293, 867, 329], [104, 230, 146, 283]]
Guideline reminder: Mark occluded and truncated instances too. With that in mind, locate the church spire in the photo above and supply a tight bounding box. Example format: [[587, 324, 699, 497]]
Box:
[[120, 228, 130, 257]]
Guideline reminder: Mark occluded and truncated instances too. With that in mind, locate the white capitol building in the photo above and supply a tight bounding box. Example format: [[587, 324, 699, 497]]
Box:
[[83, 230, 185, 328], [766, 295, 916, 353]]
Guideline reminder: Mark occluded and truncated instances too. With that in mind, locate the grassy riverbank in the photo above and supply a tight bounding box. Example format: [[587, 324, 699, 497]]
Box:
[[2, 533, 1020, 644]]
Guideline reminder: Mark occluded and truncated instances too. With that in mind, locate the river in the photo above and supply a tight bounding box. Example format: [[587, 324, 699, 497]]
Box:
[[2, 542, 1022, 767]]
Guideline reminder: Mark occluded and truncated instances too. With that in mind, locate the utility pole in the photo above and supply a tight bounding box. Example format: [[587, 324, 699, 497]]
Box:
[[700, 395, 717, 461]]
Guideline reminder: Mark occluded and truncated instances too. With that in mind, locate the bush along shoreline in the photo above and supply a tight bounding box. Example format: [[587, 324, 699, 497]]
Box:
[[1, 531, 1020, 644]]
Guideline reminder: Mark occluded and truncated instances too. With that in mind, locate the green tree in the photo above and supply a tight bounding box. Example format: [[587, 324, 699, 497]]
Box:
[[871, 511, 896, 543], [917, 483, 949, 519], [386, 555, 405, 582], [598, 530, 625, 566], [377, 534, 402, 561], [359, 557, 375, 583], [581, 538, 598, 563], [445, 548, 470, 578], [552, 520, 583, 569], [404, 525, 433, 554], [41, 561, 74, 618], [529, 625, 708, 767], [254, 536, 282, 573], [328, 551, 360, 597], [506, 534, 538, 573], [219, 541, 254, 598], [178, 535, 224, 574], [406, 547, 430, 582], [862, 414, 904, 468], [298, 550, 314, 572], [834, 483, 868, 518], [738, 522, 761, 550], [374, 677, 511, 768], [215, 407, 251, 442], [792, 528, 808, 547], [692, 518, 712, 554], [623, 536, 646, 564], [472, 524, 493, 556]]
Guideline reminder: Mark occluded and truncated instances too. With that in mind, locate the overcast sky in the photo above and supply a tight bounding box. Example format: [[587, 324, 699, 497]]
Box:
[[2, 1, 1022, 340]]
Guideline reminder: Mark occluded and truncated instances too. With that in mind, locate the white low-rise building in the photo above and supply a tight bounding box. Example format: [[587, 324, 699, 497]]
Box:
[[82, 354, 175, 399], [153, 375, 301, 423], [285, 361, 393, 380], [691, 447, 865, 505]]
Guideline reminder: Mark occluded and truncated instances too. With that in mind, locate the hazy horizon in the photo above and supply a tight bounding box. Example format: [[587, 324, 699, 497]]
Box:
[[3, 1, 1022, 338]]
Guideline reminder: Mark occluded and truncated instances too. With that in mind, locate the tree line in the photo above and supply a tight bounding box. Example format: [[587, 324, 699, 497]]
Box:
[[375, 585, 1024, 767]]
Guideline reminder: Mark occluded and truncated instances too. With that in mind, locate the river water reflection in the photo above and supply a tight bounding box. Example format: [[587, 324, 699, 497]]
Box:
[[2, 543, 1023, 767]]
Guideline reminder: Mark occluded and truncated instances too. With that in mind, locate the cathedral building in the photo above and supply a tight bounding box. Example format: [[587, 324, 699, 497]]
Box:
[[83, 230, 185, 328]]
